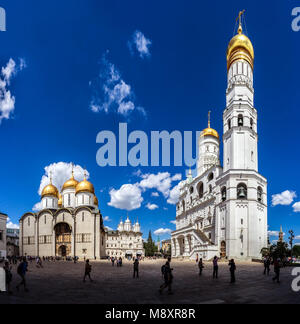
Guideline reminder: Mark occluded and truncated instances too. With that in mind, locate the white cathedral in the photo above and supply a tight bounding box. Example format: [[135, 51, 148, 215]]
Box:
[[19, 171, 144, 259], [171, 14, 268, 261]]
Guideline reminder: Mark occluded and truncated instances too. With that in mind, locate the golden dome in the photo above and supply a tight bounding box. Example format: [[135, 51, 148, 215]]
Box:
[[227, 19, 254, 71], [58, 194, 62, 207], [94, 196, 99, 206], [62, 173, 78, 191], [201, 128, 219, 139], [41, 183, 59, 199], [201, 111, 219, 140], [76, 177, 95, 195]]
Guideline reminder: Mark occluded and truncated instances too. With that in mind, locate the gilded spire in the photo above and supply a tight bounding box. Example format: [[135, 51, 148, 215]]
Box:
[[208, 110, 211, 128], [237, 10, 245, 34]]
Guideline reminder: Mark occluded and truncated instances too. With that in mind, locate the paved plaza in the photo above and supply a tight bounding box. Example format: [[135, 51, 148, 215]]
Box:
[[0, 259, 299, 304]]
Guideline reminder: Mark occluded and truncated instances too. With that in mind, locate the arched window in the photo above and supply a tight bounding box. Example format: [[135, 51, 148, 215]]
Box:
[[182, 200, 185, 212], [82, 212, 84, 222], [189, 186, 194, 194], [221, 187, 227, 202], [208, 172, 214, 182], [197, 182, 204, 198], [237, 183, 247, 199], [250, 118, 254, 130], [257, 187, 263, 202], [68, 194, 71, 206], [238, 114, 244, 127], [228, 119, 231, 130], [44, 215, 47, 225], [209, 185, 213, 193]]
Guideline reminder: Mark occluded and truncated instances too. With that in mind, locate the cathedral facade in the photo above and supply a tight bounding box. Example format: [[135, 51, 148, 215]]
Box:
[[105, 217, 144, 259], [171, 16, 268, 261], [20, 172, 107, 259]]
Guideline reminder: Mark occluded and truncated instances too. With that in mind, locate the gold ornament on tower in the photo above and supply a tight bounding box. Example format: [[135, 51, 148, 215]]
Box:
[[227, 10, 254, 71], [94, 195, 99, 206], [201, 111, 219, 139], [58, 194, 62, 207]]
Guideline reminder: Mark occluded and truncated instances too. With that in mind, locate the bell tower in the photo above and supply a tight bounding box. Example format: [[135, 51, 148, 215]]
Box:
[[216, 11, 268, 260]]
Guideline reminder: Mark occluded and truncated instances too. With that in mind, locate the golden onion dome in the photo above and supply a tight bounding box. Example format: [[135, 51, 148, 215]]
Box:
[[41, 183, 59, 199], [227, 20, 254, 71], [201, 128, 219, 139], [94, 195, 99, 206], [62, 173, 78, 191], [76, 176, 95, 195], [201, 111, 219, 140], [58, 194, 62, 207]]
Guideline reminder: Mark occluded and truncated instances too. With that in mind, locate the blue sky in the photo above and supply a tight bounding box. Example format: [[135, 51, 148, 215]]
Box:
[[0, 0, 300, 243]]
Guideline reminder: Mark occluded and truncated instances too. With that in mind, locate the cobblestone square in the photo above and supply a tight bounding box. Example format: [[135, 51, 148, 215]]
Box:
[[0, 260, 299, 304]]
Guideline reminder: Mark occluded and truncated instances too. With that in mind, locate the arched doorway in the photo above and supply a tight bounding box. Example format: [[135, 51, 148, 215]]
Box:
[[220, 241, 226, 258], [55, 223, 72, 257], [58, 245, 67, 257]]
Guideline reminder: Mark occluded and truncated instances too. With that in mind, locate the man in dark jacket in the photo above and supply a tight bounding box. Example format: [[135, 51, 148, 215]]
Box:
[[16, 257, 29, 292], [159, 257, 173, 295], [229, 259, 236, 283], [133, 259, 139, 278]]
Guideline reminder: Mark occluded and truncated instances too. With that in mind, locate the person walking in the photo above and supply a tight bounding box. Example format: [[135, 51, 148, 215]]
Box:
[[111, 257, 115, 267], [133, 259, 139, 278], [198, 258, 204, 276], [83, 260, 93, 283], [3, 261, 13, 294], [213, 256, 219, 279], [263, 257, 270, 275], [16, 257, 29, 292], [228, 259, 236, 283], [272, 258, 281, 283], [159, 257, 173, 295]]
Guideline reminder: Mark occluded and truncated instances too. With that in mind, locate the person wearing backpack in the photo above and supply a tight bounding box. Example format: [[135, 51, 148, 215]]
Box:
[[16, 257, 29, 292], [159, 257, 173, 295]]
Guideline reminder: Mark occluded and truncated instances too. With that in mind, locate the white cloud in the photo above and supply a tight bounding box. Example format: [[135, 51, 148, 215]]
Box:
[[105, 226, 113, 231], [140, 172, 181, 198], [108, 172, 182, 211], [108, 183, 143, 211], [103, 216, 111, 222], [146, 203, 159, 210], [90, 54, 145, 117], [0, 58, 26, 124], [154, 228, 172, 236], [292, 202, 300, 213], [272, 190, 297, 206], [268, 230, 285, 237], [295, 235, 300, 240], [33, 202, 43, 212], [167, 184, 181, 205], [151, 192, 159, 197], [129, 31, 152, 58], [6, 217, 19, 229], [170, 220, 176, 225]]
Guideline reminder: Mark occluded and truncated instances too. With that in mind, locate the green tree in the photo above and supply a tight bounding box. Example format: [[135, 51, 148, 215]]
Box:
[[289, 230, 295, 255], [270, 241, 289, 260], [260, 247, 270, 258], [292, 245, 300, 258], [143, 231, 158, 257]]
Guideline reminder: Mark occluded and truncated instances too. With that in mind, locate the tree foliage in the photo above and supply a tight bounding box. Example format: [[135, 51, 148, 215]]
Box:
[[143, 231, 158, 257]]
